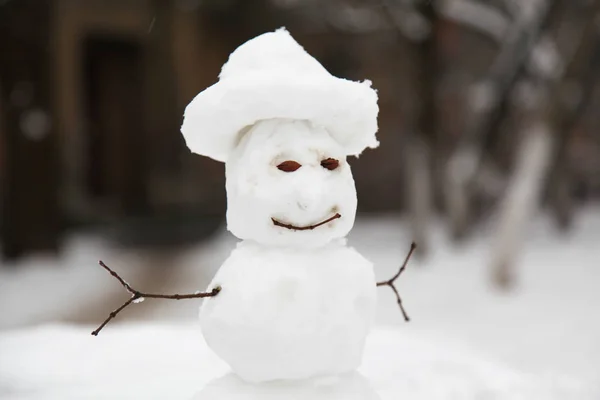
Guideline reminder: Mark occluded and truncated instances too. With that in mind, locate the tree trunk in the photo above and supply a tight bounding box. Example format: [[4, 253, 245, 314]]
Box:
[[402, 1, 438, 258], [444, 0, 557, 241], [490, 1, 600, 287], [491, 121, 553, 288]]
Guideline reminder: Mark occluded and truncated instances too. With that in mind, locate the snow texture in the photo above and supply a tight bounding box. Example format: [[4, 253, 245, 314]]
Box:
[[204, 116, 373, 382], [2, 210, 600, 397], [199, 240, 376, 382], [180, 28, 379, 162], [1, 323, 596, 399], [225, 119, 357, 247], [195, 371, 381, 399]]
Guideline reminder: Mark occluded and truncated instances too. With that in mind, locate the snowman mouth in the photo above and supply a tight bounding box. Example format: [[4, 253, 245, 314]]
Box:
[[271, 213, 341, 231]]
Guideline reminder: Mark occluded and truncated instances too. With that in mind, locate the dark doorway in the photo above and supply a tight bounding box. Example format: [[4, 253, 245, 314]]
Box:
[[83, 36, 147, 215], [0, 0, 60, 260]]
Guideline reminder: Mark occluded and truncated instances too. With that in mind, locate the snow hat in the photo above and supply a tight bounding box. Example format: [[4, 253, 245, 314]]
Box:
[[181, 27, 379, 163]]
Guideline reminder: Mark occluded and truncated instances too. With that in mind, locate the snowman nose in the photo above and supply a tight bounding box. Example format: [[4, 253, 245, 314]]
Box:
[[296, 184, 323, 212]]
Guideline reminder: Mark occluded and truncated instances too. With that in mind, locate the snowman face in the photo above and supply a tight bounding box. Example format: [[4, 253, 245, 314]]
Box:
[[225, 119, 358, 248]]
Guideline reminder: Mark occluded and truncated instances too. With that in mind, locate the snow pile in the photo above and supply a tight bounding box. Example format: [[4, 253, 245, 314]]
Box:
[[225, 119, 358, 247], [0, 323, 596, 399], [181, 28, 379, 162], [195, 371, 380, 399], [200, 240, 376, 382]]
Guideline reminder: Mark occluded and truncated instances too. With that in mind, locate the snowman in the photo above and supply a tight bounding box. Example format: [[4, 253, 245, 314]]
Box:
[[92, 27, 412, 384], [180, 28, 380, 383]]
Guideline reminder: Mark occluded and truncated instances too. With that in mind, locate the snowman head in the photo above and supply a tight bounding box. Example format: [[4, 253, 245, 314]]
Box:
[[225, 119, 357, 248], [181, 28, 380, 247]]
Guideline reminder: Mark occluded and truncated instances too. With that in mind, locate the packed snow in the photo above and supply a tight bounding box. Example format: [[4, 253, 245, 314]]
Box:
[[204, 117, 376, 381], [0, 322, 596, 399], [180, 28, 379, 162], [185, 28, 384, 382], [200, 240, 376, 382], [225, 119, 358, 248]]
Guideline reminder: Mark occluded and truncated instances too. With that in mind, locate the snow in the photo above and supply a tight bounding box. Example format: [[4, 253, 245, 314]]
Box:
[[184, 29, 378, 382], [0, 235, 148, 330], [0, 210, 600, 397], [0, 323, 596, 399], [196, 371, 381, 399], [199, 240, 376, 382], [214, 114, 373, 381], [225, 119, 357, 247], [180, 28, 379, 163]]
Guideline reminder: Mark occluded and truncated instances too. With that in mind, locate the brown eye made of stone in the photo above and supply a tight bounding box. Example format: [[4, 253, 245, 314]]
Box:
[[321, 158, 339, 170], [277, 160, 302, 172]]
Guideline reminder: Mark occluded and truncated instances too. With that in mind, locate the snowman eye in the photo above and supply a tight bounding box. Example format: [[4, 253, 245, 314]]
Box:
[[277, 160, 302, 172], [321, 158, 339, 170]]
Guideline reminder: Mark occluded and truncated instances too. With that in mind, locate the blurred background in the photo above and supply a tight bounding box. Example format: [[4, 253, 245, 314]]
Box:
[[1, 0, 600, 393]]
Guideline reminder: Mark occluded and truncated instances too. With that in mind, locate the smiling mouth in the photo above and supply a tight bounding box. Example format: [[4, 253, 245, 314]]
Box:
[[271, 213, 341, 231]]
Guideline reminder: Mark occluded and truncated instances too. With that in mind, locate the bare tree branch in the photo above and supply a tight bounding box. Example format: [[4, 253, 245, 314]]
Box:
[[490, 0, 600, 288], [437, 0, 510, 43], [445, 0, 558, 240], [546, 11, 600, 231], [92, 261, 221, 336], [377, 242, 417, 321]]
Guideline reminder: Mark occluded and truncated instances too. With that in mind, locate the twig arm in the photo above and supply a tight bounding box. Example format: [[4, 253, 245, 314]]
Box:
[[98, 260, 135, 292], [92, 260, 221, 336], [91, 296, 137, 336], [376, 242, 416, 322]]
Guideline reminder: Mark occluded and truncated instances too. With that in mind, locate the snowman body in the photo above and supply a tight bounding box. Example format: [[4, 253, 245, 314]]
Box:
[[180, 29, 380, 383], [197, 119, 377, 382], [200, 240, 376, 382]]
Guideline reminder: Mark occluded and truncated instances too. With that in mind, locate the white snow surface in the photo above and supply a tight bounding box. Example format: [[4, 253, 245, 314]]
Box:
[[180, 28, 379, 162], [0, 323, 595, 400], [225, 119, 357, 247], [2, 209, 600, 398], [199, 239, 376, 382]]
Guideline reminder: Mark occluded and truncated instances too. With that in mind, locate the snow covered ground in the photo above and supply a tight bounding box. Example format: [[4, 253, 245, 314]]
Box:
[[1, 208, 600, 399], [0, 323, 594, 399]]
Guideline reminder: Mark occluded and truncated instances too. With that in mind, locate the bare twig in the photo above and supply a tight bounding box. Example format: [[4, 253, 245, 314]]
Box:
[[377, 242, 417, 321], [92, 260, 221, 336], [272, 213, 341, 231]]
